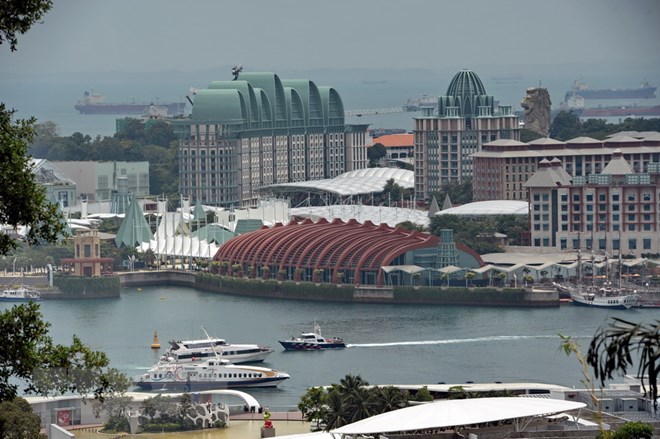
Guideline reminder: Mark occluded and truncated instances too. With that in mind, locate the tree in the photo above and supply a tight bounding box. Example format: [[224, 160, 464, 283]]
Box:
[[587, 318, 659, 411], [395, 220, 427, 233], [0, 104, 67, 255], [0, 0, 52, 51], [0, 396, 47, 438], [431, 178, 473, 205], [549, 110, 581, 141], [367, 143, 386, 167], [0, 302, 121, 402]]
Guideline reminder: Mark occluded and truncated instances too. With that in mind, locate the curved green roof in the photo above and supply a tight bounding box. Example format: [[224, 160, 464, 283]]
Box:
[[281, 79, 324, 127], [208, 80, 259, 128], [191, 89, 247, 122], [446, 69, 487, 97], [318, 86, 345, 126], [236, 72, 287, 124]]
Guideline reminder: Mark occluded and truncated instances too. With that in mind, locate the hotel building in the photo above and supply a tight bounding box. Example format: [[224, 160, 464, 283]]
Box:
[[472, 133, 660, 201], [525, 152, 660, 254], [173, 72, 369, 207], [413, 69, 520, 201]]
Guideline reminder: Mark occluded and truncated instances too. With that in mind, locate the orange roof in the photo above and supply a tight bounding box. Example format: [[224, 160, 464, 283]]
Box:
[[372, 133, 414, 148]]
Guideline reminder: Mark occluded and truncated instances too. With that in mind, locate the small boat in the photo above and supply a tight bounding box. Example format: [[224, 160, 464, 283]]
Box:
[[279, 323, 346, 351], [161, 327, 274, 364], [132, 358, 290, 391], [0, 285, 42, 302]]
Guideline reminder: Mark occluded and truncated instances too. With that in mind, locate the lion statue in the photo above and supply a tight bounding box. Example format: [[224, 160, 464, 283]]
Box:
[[521, 87, 552, 136]]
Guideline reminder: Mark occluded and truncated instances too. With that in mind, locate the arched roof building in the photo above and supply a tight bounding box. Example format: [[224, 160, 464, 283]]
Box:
[[174, 71, 369, 208], [213, 218, 483, 286]]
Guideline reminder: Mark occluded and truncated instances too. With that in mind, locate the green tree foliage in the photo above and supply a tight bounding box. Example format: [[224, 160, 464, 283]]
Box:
[[0, 0, 52, 51], [0, 396, 47, 438], [549, 110, 582, 141], [367, 143, 386, 167], [520, 128, 544, 143], [429, 214, 529, 254], [431, 178, 473, 206], [587, 318, 659, 411], [550, 111, 660, 141], [298, 374, 411, 431], [596, 421, 654, 439], [395, 220, 427, 233], [0, 302, 122, 402], [0, 105, 67, 255]]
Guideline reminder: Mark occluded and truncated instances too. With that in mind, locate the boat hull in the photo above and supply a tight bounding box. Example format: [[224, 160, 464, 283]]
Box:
[[279, 341, 346, 351], [570, 294, 638, 309], [133, 376, 288, 391], [74, 102, 186, 116]]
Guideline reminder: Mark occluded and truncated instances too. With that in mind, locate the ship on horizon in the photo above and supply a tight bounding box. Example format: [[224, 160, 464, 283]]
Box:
[[564, 80, 656, 101], [74, 90, 186, 116]]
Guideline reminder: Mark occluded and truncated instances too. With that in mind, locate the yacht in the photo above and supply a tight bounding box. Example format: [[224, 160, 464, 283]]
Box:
[[162, 329, 274, 364]]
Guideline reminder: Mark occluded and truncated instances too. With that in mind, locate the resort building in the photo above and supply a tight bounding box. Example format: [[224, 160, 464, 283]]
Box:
[[525, 153, 660, 254], [472, 132, 660, 201], [213, 218, 483, 286], [31, 159, 77, 208], [413, 69, 520, 201], [51, 161, 150, 203], [172, 71, 369, 208], [372, 133, 414, 166]]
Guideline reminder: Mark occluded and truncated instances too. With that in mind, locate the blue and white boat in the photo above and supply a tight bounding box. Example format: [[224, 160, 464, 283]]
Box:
[[279, 323, 346, 351], [0, 285, 42, 302], [132, 358, 290, 391]]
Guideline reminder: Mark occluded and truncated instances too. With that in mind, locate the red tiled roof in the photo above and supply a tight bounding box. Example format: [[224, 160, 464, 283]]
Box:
[[372, 134, 414, 148]]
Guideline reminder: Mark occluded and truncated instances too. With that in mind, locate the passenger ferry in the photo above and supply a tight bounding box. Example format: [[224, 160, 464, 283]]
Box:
[[162, 327, 273, 364], [0, 285, 42, 302], [279, 323, 346, 351]]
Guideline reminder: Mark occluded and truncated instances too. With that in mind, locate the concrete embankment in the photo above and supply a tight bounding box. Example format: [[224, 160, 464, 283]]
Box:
[[119, 271, 559, 307]]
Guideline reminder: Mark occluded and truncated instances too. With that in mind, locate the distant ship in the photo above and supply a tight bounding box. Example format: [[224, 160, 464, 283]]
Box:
[[564, 80, 656, 101], [403, 94, 437, 111], [74, 90, 186, 116]]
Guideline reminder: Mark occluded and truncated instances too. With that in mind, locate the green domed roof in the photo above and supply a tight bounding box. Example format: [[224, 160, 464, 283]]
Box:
[[446, 69, 487, 98]]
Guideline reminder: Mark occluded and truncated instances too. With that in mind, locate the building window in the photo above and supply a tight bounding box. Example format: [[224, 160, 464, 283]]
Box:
[[560, 238, 567, 249], [598, 239, 606, 250], [643, 239, 652, 250], [629, 239, 637, 250], [613, 239, 620, 250]]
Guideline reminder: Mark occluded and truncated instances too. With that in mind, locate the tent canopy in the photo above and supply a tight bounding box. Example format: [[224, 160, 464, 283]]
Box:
[[331, 397, 586, 435]]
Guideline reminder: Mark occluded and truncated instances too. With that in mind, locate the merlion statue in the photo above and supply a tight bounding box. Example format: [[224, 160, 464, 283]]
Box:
[[521, 87, 552, 136]]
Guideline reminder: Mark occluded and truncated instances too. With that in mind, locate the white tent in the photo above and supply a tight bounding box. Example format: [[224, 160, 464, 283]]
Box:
[[331, 397, 586, 436]]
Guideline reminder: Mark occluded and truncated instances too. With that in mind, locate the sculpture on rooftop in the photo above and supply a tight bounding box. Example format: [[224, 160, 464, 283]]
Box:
[[521, 87, 551, 136]]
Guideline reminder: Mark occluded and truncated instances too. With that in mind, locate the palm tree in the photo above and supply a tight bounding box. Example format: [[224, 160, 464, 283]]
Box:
[[323, 389, 347, 430], [345, 387, 375, 424], [339, 374, 368, 393], [372, 386, 408, 413], [587, 318, 659, 411]]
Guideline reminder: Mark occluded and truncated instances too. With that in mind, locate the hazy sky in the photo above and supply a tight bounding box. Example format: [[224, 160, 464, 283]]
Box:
[[2, 0, 659, 75]]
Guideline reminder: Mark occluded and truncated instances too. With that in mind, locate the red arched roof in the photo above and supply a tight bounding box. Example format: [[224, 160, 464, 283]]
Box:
[[214, 219, 440, 284]]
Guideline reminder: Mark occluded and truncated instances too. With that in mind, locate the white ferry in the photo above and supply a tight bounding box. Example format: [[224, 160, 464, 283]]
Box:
[[0, 285, 42, 302], [162, 328, 273, 364]]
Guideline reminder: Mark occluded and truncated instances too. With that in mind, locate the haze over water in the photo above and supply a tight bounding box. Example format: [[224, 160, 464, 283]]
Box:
[[5, 286, 655, 409]]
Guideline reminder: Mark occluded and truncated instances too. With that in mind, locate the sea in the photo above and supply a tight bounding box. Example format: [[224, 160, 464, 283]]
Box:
[[2, 69, 659, 139], [2, 285, 657, 411]]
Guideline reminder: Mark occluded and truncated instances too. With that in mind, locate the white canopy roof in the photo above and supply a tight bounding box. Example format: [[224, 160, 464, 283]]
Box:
[[331, 397, 586, 435], [437, 200, 529, 216]]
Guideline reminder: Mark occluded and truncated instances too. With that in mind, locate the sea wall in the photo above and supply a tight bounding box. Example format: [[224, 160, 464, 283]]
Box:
[[119, 271, 558, 307]]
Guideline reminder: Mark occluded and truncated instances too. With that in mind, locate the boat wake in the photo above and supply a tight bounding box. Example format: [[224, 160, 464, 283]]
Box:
[[347, 334, 591, 348]]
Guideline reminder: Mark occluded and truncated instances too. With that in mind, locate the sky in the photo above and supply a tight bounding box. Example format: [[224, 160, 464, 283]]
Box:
[[2, 0, 659, 76]]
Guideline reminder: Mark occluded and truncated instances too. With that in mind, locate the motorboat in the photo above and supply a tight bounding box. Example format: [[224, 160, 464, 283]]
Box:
[[0, 285, 42, 302], [161, 327, 274, 364], [133, 358, 290, 391], [279, 323, 346, 351]]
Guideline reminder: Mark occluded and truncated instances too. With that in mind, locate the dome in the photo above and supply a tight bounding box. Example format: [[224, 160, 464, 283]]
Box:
[[446, 69, 487, 98]]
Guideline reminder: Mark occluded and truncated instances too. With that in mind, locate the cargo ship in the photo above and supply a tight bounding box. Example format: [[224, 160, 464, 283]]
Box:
[[564, 80, 656, 101], [403, 94, 438, 111], [74, 90, 186, 116]]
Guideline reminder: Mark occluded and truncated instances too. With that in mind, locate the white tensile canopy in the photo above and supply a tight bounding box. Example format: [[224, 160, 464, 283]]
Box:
[[330, 397, 586, 436]]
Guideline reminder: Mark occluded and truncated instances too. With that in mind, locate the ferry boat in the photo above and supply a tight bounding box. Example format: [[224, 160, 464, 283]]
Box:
[[279, 323, 346, 351], [568, 287, 639, 309], [0, 285, 42, 302], [132, 358, 290, 391], [160, 327, 273, 364]]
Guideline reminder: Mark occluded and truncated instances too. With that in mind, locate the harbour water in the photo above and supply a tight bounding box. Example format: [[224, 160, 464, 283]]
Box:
[[4, 285, 657, 410]]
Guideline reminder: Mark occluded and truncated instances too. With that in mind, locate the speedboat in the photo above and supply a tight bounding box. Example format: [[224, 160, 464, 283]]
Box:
[[132, 358, 290, 391], [279, 323, 346, 351], [0, 285, 42, 302], [161, 327, 274, 364]]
